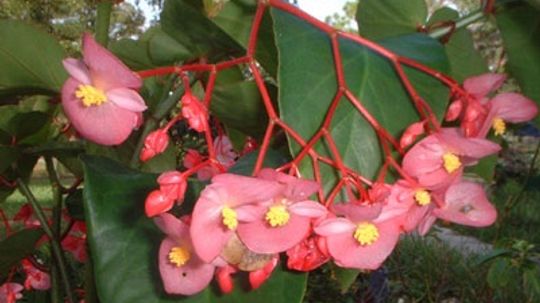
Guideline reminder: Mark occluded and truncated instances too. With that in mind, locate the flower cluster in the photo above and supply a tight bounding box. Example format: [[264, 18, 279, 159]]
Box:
[[141, 73, 537, 296]]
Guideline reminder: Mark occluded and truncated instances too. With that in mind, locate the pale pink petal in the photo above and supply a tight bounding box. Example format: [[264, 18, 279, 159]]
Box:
[[434, 181, 497, 227], [82, 33, 142, 90], [106, 88, 147, 112], [491, 92, 538, 123], [314, 218, 356, 236], [61, 78, 140, 145], [417, 214, 437, 235], [211, 174, 283, 206], [402, 136, 445, 177], [289, 201, 327, 218], [235, 204, 267, 222], [416, 167, 461, 190], [437, 128, 501, 159], [258, 169, 319, 201], [190, 188, 234, 263], [463, 73, 506, 99], [332, 203, 382, 222], [63, 58, 91, 84], [237, 214, 312, 254], [326, 220, 401, 270], [154, 213, 189, 242], [158, 238, 215, 295]]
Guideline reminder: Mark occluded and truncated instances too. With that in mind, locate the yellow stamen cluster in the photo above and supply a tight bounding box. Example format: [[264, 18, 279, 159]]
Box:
[[75, 84, 107, 107], [492, 117, 506, 136], [442, 152, 461, 173], [265, 205, 290, 227], [414, 189, 431, 206], [168, 246, 190, 267], [221, 207, 238, 230], [353, 222, 379, 246]]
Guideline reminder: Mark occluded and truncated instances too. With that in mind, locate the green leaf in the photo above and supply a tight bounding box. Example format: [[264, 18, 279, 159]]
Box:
[[524, 267, 540, 300], [356, 0, 427, 40], [429, 8, 488, 82], [473, 248, 512, 266], [109, 38, 155, 70], [0, 146, 19, 174], [82, 155, 306, 303], [497, 3, 540, 125], [273, 9, 449, 195], [487, 258, 514, 288], [0, 228, 44, 279], [0, 20, 67, 97], [147, 28, 192, 66], [161, 0, 243, 59], [211, 68, 270, 137], [140, 144, 178, 173], [333, 266, 360, 293], [66, 189, 85, 221]]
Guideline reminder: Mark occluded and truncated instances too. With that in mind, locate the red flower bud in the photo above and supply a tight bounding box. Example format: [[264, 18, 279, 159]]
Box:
[[286, 235, 329, 272], [400, 121, 425, 149], [144, 190, 174, 218], [215, 265, 237, 294], [157, 171, 187, 202], [140, 129, 169, 162], [181, 92, 208, 133], [249, 256, 278, 290], [445, 99, 463, 121]]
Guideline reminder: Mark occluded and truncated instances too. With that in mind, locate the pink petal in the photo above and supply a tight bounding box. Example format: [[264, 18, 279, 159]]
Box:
[[463, 73, 506, 99], [62, 78, 140, 145], [106, 88, 147, 112], [158, 238, 215, 295], [402, 135, 445, 177], [211, 174, 283, 206], [62, 58, 91, 84], [325, 220, 401, 270], [258, 169, 319, 201], [82, 33, 142, 90], [490, 92, 538, 123], [237, 214, 312, 254], [417, 214, 437, 235], [154, 213, 189, 242], [314, 218, 356, 236], [437, 128, 501, 159], [289, 201, 327, 218], [434, 181, 497, 227], [331, 203, 382, 222], [190, 187, 234, 263]]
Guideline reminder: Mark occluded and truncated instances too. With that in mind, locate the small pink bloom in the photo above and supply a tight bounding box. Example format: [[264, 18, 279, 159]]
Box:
[[145, 190, 174, 218], [402, 128, 500, 190], [22, 259, 51, 290], [181, 92, 208, 133], [190, 173, 284, 262], [249, 256, 278, 290], [183, 135, 238, 181], [154, 213, 215, 295], [314, 203, 401, 270], [400, 121, 425, 149], [0, 283, 23, 303], [433, 181, 497, 227], [140, 129, 170, 162], [61, 33, 146, 146], [236, 169, 327, 254], [214, 135, 238, 168]]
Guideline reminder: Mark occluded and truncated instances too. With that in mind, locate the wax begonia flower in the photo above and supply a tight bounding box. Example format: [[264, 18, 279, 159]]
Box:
[[181, 92, 208, 133], [402, 128, 500, 190], [155, 213, 215, 295], [0, 283, 23, 303], [286, 234, 329, 271], [140, 128, 170, 162], [22, 259, 51, 290], [433, 181, 497, 227], [236, 169, 327, 254], [190, 173, 284, 263], [476, 92, 538, 138], [145, 171, 187, 217], [314, 203, 402, 270], [61, 33, 147, 145]]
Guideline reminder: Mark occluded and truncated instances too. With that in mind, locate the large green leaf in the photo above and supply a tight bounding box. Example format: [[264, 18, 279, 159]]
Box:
[[497, 2, 540, 125], [0, 228, 44, 279], [0, 20, 67, 98], [83, 155, 306, 303], [273, 8, 449, 195], [429, 8, 488, 82], [356, 0, 427, 40]]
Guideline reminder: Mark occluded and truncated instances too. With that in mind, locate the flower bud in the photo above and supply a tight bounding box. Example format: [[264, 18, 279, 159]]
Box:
[[249, 256, 278, 290], [140, 129, 169, 162], [400, 121, 425, 149], [144, 190, 174, 218], [181, 92, 208, 133], [157, 171, 187, 202]]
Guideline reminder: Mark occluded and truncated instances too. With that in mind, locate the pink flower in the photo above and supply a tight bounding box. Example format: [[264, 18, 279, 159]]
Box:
[[286, 234, 329, 271], [61, 33, 147, 145], [236, 169, 327, 254], [190, 173, 284, 263], [61, 221, 87, 263], [433, 181, 497, 227], [402, 128, 500, 190], [463, 73, 506, 100], [145, 171, 187, 217], [154, 213, 215, 295], [140, 128, 170, 162], [314, 203, 402, 270], [181, 92, 208, 133], [0, 283, 23, 303], [22, 259, 51, 290]]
